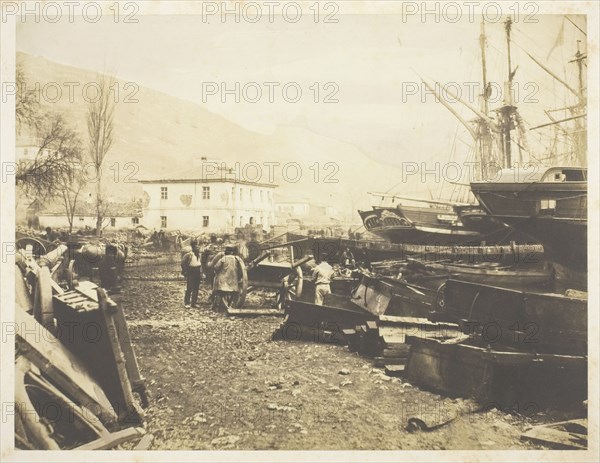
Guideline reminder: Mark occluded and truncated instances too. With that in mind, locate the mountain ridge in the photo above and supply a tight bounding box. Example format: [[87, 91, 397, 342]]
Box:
[[16, 52, 409, 220]]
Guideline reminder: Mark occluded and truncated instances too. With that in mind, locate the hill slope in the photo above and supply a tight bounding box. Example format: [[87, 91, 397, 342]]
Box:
[[17, 52, 409, 220]]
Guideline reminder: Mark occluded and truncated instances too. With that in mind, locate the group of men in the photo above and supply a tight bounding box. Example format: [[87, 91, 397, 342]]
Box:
[[180, 240, 241, 309], [180, 241, 357, 308]]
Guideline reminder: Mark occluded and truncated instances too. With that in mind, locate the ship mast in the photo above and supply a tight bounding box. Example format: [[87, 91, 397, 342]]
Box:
[[525, 17, 587, 166], [498, 18, 515, 168], [569, 39, 587, 166], [479, 18, 489, 116], [476, 17, 495, 180]]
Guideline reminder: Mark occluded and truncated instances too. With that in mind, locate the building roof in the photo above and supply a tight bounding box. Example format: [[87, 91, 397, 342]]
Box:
[[140, 164, 278, 188], [273, 192, 311, 204], [38, 199, 143, 217]]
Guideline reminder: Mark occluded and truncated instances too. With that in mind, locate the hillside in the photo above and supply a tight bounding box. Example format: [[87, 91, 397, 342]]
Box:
[[17, 52, 410, 220]]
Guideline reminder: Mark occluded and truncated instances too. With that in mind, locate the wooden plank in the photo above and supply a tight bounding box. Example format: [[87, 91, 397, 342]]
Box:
[[382, 347, 410, 358], [226, 307, 284, 317], [382, 334, 407, 345], [366, 320, 378, 330], [97, 288, 144, 423], [33, 266, 54, 328], [373, 357, 407, 368], [16, 265, 32, 311], [75, 427, 146, 450], [110, 300, 148, 408], [50, 279, 65, 295], [77, 280, 99, 301], [133, 433, 155, 450], [384, 364, 406, 376], [16, 309, 118, 426], [379, 314, 458, 329], [25, 366, 109, 437], [521, 425, 587, 450]]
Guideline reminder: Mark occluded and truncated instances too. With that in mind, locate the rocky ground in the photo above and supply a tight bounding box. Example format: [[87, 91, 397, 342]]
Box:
[[114, 259, 570, 450]]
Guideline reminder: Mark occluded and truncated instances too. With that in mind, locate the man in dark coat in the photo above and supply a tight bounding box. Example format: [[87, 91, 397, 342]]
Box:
[[181, 240, 203, 308]]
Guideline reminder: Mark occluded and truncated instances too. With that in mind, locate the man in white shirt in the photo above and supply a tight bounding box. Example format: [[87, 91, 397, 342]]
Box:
[[312, 256, 334, 305]]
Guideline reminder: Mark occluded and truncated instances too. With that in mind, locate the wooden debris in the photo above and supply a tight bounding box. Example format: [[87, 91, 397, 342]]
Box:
[[226, 307, 285, 317], [133, 433, 155, 450], [97, 287, 145, 423], [75, 427, 146, 450], [384, 364, 405, 376], [521, 419, 587, 450], [33, 266, 54, 329], [52, 284, 145, 424], [16, 308, 118, 427]]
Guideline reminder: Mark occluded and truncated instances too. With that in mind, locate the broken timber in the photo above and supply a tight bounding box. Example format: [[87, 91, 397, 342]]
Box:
[[15, 308, 118, 427], [521, 419, 587, 450], [52, 283, 146, 423]]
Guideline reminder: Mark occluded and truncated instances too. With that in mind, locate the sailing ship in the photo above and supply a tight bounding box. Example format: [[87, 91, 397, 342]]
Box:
[[359, 19, 516, 246], [361, 16, 587, 273], [471, 21, 588, 274]]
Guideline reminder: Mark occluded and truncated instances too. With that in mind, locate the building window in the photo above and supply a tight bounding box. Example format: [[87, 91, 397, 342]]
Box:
[[250, 189, 254, 202], [24, 148, 28, 156], [249, 217, 254, 225], [203, 216, 209, 227], [240, 188, 243, 201], [79, 217, 85, 222], [260, 190, 264, 202], [267, 191, 271, 202], [110, 218, 116, 227], [160, 187, 168, 200], [239, 216, 243, 226], [161, 216, 167, 228], [132, 217, 139, 225], [202, 186, 210, 200]]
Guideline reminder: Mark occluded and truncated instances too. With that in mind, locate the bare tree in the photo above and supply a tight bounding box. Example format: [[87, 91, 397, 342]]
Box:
[[15, 63, 41, 133], [87, 74, 116, 236], [57, 166, 87, 235], [16, 113, 83, 199]]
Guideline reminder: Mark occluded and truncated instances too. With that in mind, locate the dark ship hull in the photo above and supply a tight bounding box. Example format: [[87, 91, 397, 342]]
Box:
[[358, 205, 484, 246], [471, 167, 587, 273]]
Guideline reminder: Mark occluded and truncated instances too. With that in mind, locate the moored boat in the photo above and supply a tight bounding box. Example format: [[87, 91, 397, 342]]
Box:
[[471, 166, 587, 272]]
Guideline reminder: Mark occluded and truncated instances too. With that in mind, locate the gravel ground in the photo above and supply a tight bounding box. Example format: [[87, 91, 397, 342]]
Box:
[[114, 263, 568, 450]]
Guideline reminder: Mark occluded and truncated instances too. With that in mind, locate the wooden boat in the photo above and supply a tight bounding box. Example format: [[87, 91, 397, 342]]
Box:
[[358, 202, 485, 246], [405, 335, 586, 410], [471, 166, 587, 273], [409, 258, 553, 290], [439, 279, 587, 355]]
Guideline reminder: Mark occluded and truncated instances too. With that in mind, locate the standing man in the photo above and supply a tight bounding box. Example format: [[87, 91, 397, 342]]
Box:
[[210, 246, 242, 310], [312, 255, 334, 305], [181, 239, 202, 308]]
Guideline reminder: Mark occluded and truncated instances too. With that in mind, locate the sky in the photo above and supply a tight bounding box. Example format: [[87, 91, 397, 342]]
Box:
[[15, 6, 586, 176]]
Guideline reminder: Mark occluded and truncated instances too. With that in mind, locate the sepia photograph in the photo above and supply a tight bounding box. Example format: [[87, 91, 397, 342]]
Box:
[[0, 0, 598, 460]]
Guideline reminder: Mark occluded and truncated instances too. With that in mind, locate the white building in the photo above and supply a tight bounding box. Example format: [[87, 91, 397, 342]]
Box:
[[36, 200, 142, 230], [140, 161, 277, 232], [275, 193, 339, 226]]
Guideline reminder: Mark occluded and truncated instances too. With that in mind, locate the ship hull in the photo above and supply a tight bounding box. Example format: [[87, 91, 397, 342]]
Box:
[[471, 176, 587, 272], [358, 206, 484, 246]]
